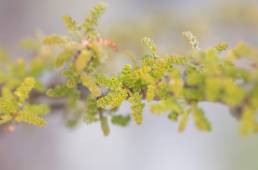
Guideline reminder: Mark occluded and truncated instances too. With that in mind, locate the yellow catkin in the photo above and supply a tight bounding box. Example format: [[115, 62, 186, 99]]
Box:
[[182, 31, 200, 50], [0, 98, 18, 114], [240, 107, 256, 136], [178, 111, 189, 132], [43, 34, 66, 45], [15, 112, 46, 127], [0, 114, 12, 125], [134, 66, 152, 83], [63, 15, 77, 32], [146, 84, 155, 102], [142, 37, 158, 57], [100, 115, 110, 136], [192, 107, 211, 131], [75, 50, 91, 72], [80, 74, 101, 97], [129, 93, 144, 125], [97, 89, 127, 109], [14, 77, 35, 102]]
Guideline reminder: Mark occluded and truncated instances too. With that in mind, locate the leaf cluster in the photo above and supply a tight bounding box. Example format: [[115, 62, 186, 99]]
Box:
[[0, 3, 258, 137]]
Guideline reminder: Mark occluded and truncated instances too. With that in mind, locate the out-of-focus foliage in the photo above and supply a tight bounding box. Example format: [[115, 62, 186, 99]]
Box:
[[0, 36, 52, 127], [0, 3, 258, 136], [0, 77, 49, 127]]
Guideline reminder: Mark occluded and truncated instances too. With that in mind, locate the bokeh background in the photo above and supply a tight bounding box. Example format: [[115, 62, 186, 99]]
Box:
[[0, 0, 258, 170]]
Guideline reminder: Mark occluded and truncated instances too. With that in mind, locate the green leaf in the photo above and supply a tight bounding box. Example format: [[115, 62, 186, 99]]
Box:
[[128, 93, 144, 124], [182, 31, 200, 50], [80, 74, 101, 97], [97, 89, 128, 109], [47, 84, 74, 97], [14, 77, 35, 103], [84, 95, 98, 124], [81, 3, 107, 39], [23, 104, 49, 116], [178, 111, 189, 132], [74, 50, 91, 72], [43, 34, 66, 45], [63, 15, 78, 32], [55, 49, 74, 68], [15, 111, 46, 127], [142, 37, 158, 57], [192, 106, 211, 131], [111, 115, 131, 127], [0, 97, 18, 114], [100, 115, 110, 136]]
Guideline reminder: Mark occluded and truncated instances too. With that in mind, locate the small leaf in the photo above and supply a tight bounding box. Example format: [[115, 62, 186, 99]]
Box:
[[74, 50, 91, 72], [84, 95, 98, 124], [0, 97, 18, 114], [55, 49, 74, 68], [80, 74, 101, 97], [63, 15, 77, 32], [15, 112, 46, 127], [23, 104, 50, 116], [14, 77, 35, 103], [111, 115, 131, 127], [178, 111, 189, 132], [129, 93, 144, 124], [43, 35, 66, 45], [100, 115, 110, 136], [82, 3, 107, 39], [182, 31, 200, 50], [192, 106, 211, 131], [142, 37, 158, 57]]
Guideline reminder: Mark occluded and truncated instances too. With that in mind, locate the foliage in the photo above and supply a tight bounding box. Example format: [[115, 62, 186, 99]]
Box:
[[0, 3, 258, 137], [0, 77, 49, 127]]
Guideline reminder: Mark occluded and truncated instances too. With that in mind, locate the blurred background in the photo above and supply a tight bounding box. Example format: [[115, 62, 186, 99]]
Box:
[[0, 0, 258, 170]]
